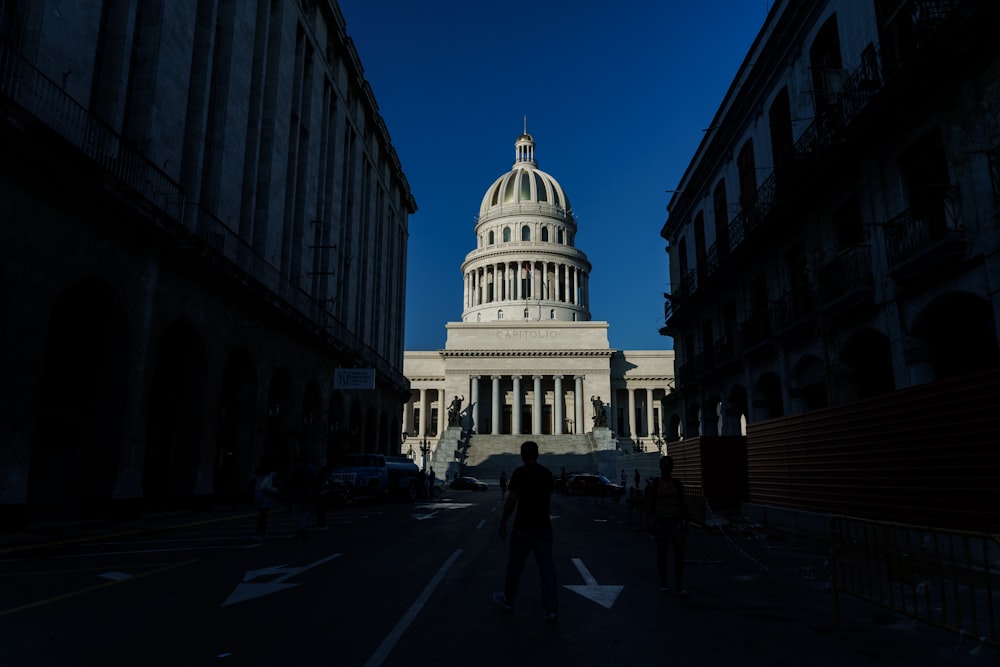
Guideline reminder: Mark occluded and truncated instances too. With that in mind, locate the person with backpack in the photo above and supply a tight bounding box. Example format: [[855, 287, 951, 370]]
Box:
[[647, 455, 688, 596]]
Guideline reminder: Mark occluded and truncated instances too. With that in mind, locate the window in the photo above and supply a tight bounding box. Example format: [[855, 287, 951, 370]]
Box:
[[557, 229, 564, 244], [737, 139, 756, 208], [521, 225, 530, 241], [498, 310, 503, 320], [541, 227, 549, 242], [713, 180, 730, 259], [488, 230, 495, 244], [769, 88, 794, 181], [503, 227, 511, 242], [550, 309, 555, 319], [810, 15, 844, 113], [523, 308, 529, 318]]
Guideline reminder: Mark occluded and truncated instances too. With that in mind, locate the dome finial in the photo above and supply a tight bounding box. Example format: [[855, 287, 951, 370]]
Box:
[[514, 120, 536, 167]]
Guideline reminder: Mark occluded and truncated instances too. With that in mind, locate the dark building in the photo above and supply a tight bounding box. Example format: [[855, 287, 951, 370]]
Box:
[[660, 0, 1000, 531], [0, 1, 415, 523]]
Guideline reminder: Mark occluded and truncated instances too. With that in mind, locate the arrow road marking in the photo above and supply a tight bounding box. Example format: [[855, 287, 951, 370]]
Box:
[[412, 511, 439, 521], [222, 553, 341, 607], [563, 557, 624, 609]]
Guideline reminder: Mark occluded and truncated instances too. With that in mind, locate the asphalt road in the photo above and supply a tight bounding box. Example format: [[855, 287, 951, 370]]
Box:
[[0, 490, 994, 666]]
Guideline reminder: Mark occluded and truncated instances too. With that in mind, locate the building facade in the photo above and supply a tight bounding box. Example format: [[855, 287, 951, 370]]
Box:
[[661, 0, 1000, 438], [0, 0, 414, 522], [404, 131, 674, 472]]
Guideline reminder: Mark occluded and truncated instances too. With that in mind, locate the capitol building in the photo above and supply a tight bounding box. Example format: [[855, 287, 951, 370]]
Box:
[[402, 130, 675, 477]]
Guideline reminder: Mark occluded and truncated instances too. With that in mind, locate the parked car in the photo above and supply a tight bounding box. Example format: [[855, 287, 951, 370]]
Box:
[[567, 474, 624, 499], [450, 476, 488, 491]]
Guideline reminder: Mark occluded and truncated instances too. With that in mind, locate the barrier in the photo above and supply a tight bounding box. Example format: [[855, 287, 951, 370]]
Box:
[[829, 515, 999, 648]]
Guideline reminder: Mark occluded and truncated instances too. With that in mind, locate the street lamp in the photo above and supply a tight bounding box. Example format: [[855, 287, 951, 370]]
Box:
[[651, 432, 665, 455], [419, 437, 431, 472]]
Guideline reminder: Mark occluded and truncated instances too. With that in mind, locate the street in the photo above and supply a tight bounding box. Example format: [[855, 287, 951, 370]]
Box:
[[0, 490, 992, 666]]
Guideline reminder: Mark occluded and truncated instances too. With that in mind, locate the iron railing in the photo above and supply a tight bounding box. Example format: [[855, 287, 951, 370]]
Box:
[[830, 515, 999, 648]]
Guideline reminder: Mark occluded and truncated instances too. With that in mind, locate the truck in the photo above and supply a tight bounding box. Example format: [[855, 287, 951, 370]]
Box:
[[323, 453, 421, 503]]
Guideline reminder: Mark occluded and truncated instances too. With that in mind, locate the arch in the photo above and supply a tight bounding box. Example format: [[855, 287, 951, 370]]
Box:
[[910, 292, 999, 380], [667, 413, 683, 441], [302, 379, 323, 465], [521, 225, 530, 241], [686, 401, 702, 438], [327, 392, 349, 465], [792, 354, 827, 411], [144, 319, 207, 507], [752, 372, 784, 420], [703, 393, 722, 436], [29, 279, 130, 513], [262, 366, 296, 474], [840, 328, 894, 400], [724, 385, 749, 435], [216, 346, 257, 501]]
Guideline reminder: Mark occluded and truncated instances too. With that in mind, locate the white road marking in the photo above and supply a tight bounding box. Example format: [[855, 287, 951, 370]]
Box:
[[475, 520, 486, 530], [99, 571, 132, 581], [364, 549, 463, 667], [221, 553, 342, 606], [564, 557, 624, 609]]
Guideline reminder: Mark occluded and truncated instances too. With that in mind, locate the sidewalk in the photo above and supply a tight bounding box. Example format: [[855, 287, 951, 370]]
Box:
[[0, 505, 257, 556]]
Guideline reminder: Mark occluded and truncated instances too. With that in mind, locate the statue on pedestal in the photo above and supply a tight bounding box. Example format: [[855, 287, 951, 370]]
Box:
[[591, 395, 607, 427], [448, 395, 465, 426]]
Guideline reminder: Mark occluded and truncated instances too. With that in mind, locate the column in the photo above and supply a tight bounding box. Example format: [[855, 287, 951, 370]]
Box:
[[470, 376, 480, 433], [627, 388, 636, 438], [512, 375, 522, 435], [437, 389, 447, 436], [403, 398, 413, 436], [646, 388, 655, 438], [418, 389, 428, 438], [563, 263, 570, 304], [491, 376, 501, 435], [553, 375, 564, 435], [533, 375, 543, 434], [609, 390, 617, 434], [533, 261, 540, 299], [574, 375, 584, 434]]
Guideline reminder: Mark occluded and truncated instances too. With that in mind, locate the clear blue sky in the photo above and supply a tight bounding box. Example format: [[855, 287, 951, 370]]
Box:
[[338, 0, 769, 351]]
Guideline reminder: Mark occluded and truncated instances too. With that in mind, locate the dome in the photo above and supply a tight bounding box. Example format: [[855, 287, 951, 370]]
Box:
[[478, 132, 572, 218]]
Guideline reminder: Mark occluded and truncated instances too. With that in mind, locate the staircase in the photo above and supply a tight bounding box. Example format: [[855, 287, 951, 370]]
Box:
[[456, 434, 598, 481]]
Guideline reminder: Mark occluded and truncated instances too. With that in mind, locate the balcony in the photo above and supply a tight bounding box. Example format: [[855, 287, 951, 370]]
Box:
[[741, 311, 773, 359], [772, 286, 816, 340], [818, 245, 874, 315], [885, 187, 966, 283]]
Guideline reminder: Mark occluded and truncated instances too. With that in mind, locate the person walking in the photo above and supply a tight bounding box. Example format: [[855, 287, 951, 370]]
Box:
[[647, 455, 688, 595], [252, 462, 279, 540], [499, 470, 508, 498], [493, 441, 558, 623]]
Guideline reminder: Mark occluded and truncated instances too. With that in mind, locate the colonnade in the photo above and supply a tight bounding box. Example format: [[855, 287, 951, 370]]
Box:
[[464, 260, 589, 310], [404, 382, 670, 441]]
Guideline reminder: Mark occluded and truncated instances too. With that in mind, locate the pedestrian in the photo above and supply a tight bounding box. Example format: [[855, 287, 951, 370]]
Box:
[[499, 470, 508, 498], [493, 441, 558, 623], [647, 455, 688, 596], [286, 445, 316, 541], [252, 462, 279, 540], [428, 468, 437, 498]]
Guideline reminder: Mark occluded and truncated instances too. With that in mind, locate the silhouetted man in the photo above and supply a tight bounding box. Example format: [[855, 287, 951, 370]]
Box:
[[493, 440, 558, 623]]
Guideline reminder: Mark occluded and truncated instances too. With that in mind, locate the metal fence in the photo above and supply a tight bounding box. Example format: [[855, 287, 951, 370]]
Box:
[[829, 515, 1000, 648]]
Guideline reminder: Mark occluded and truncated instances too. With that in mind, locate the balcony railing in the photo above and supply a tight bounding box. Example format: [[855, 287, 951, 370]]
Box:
[[884, 186, 965, 268], [818, 245, 873, 304], [771, 286, 815, 334]]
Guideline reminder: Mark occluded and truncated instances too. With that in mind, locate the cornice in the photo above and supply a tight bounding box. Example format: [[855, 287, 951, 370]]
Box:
[[441, 349, 614, 358]]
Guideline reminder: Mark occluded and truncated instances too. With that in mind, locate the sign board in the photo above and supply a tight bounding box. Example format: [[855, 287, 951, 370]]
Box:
[[333, 368, 375, 390]]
